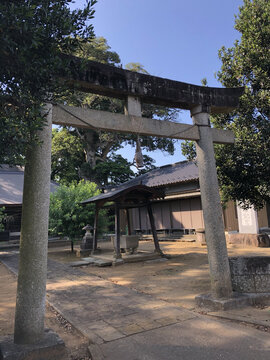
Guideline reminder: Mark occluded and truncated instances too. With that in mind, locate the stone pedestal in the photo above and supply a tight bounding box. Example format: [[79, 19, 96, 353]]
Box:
[[111, 235, 139, 255], [0, 329, 66, 360], [226, 233, 270, 247], [76, 227, 94, 257], [121, 235, 139, 254], [80, 235, 93, 251], [76, 248, 92, 258], [195, 292, 270, 311], [196, 228, 206, 245]]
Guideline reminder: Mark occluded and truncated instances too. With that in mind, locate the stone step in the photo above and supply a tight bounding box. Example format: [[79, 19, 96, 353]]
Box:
[[70, 257, 112, 268], [140, 234, 196, 242]]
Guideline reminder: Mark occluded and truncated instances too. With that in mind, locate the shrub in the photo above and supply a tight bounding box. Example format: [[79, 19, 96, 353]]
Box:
[[49, 181, 107, 250]]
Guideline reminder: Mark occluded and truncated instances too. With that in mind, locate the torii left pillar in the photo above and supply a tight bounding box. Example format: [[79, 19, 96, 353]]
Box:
[[0, 104, 66, 358], [14, 104, 53, 344]]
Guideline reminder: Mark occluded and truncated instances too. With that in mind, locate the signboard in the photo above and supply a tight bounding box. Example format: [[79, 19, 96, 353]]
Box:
[[237, 205, 259, 234]]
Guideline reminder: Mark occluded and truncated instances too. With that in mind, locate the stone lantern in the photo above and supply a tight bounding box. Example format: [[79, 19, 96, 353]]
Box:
[[81, 224, 93, 248], [77, 224, 93, 257]]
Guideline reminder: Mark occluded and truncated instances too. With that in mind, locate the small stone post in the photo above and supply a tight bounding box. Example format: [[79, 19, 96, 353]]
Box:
[[14, 104, 52, 344], [92, 205, 99, 253], [114, 203, 122, 259], [191, 105, 232, 299]]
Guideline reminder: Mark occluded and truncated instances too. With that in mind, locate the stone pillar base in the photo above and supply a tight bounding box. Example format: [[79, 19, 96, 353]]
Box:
[[112, 258, 124, 266], [0, 329, 66, 360], [195, 292, 270, 311], [226, 233, 270, 247], [76, 249, 92, 257], [196, 228, 206, 245]]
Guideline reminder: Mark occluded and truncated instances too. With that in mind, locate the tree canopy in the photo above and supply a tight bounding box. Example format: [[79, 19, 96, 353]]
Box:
[[182, 0, 270, 209], [49, 180, 108, 244], [0, 0, 97, 164], [51, 127, 85, 185]]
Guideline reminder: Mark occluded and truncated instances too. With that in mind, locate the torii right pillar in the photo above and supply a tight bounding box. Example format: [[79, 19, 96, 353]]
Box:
[[191, 105, 233, 299]]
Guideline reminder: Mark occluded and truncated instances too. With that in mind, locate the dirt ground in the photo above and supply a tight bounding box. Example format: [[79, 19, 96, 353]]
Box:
[[1, 241, 269, 359], [0, 262, 91, 360], [49, 240, 270, 309]]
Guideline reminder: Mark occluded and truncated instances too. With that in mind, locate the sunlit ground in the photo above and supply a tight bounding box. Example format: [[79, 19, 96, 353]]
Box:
[[1, 241, 269, 341], [48, 241, 270, 309]]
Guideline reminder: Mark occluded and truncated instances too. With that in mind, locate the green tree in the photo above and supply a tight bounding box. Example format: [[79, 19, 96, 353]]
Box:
[[75, 36, 121, 65], [82, 154, 135, 187], [183, 0, 270, 209], [51, 128, 85, 185], [125, 62, 148, 74], [49, 180, 108, 252], [0, 0, 97, 165]]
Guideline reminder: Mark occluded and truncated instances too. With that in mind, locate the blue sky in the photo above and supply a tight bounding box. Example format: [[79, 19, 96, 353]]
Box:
[[71, 0, 244, 167]]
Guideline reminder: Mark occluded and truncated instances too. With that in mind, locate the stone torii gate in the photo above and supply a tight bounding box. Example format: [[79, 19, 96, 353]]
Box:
[[14, 56, 243, 346]]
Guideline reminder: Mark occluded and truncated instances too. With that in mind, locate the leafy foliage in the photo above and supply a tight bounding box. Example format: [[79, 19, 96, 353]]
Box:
[[0, 0, 97, 164], [51, 128, 85, 185], [49, 181, 108, 241], [81, 154, 135, 187], [75, 36, 121, 65], [182, 0, 270, 209]]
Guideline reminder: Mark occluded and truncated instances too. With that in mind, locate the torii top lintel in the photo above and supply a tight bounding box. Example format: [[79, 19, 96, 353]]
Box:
[[60, 55, 244, 114]]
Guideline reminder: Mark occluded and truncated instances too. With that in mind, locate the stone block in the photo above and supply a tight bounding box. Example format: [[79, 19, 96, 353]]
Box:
[[95, 259, 112, 267], [175, 311, 197, 322], [88, 344, 105, 360], [253, 275, 270, 293], [70, 260, 90, 267], [195, 293, 251, 311], [93, 327, 125, 342], [81, 257, 96, 263], [196, 228, 206, 245], [112, 258, 124, 266], [0, 329, 66, 360], [230, 275, 256, 293], [154, 316, 178, 326], [111, 235, 139, 252], [230, 256, 270, 275], [227, 233, 270, 247], [229, 257, 270, 293], [118, 323, 144, 335], [135, 319, 159, 331], [195, 292, 270, 311], [120, 235, 139, 250]]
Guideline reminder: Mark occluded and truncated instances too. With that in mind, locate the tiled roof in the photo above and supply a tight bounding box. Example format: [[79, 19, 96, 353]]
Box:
[[83, 161, 199, 204], [0, 165, 59, 205], [81, 184, 162, 204], [138, 160, 199, 187]]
